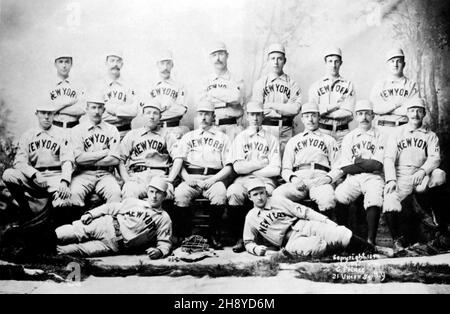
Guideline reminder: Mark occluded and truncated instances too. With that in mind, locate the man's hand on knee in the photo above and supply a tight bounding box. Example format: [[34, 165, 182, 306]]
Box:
[[147, 247, 163, 260], [81, 213, 93, 225], [253, 245, 267, 256]]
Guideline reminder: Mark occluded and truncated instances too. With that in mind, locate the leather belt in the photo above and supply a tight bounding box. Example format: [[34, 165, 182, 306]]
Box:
[[262, 117, 294, 127], [186, 167, 220, 175], [35, 166, 62, 171], [117, 123, 132, 132], [293, 163, 330, 172], [53, 120, 79, 128], [319, 123, 349, 131], [112, 216, 125, 250], [217, 117, 237, 126], [80, 165, 114, 172], [160, 119, 180, 128], [378, 120, 407, 127], [130, 165, 169, 174]]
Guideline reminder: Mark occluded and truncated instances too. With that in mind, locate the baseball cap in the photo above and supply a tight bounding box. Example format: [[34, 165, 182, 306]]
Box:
[[106, 49, 124, 60], [147, 177, 168, 193], [324, 47, 342, 59], [86, 91, 106, 105], [54, 52, 73, 62], [36, 102, 57, 112], [246, 179, 267, 193], [406, 97, 426, 110], [246, 101, 264, 113], [209, 41, 228, 55], [142, 97, 163, 112], [196, 100, 215, 112], [355, 100, 373, 112], [301, 102, 320, 114], [267, 43, 286, 55], [386, 48, 404, 61], [157, 49, 173, 62]]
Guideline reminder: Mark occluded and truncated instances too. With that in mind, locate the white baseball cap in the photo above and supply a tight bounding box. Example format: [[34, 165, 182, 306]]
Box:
[[386, 48, 404, 61], [209, 41, 228, 55], [36, 102, 57, 112], [301, 102, 320, 114], [142, 97, 163, 112], [196, 100, 215, 112], [147, 177, 168, 193], [54, 52, 73, 62], [246, 101, 264, 113], [355, 100, 374, 112], [246, 179, 267, 193], [406, 97, 427, 110], [157, 49, 173, 62], [267, 43, 286, 55], [86, 91, 106, 105], [324, 47, 342, 59], [106, 49, 124, 60]]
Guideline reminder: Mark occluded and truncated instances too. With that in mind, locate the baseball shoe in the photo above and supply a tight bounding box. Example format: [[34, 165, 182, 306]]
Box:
[[392, 239, 406, 255], [232, 239, 245, 253], [374, 245, 394, 258], [208, 235, 224, 250]]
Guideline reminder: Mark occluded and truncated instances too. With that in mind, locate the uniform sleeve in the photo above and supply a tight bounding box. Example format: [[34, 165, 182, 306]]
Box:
[[88, 202, 122, 219], [176, 83, 188, 109], [274, 197, 328, 223], [13, 132, 37, 178], [268, 135, 282, 170], [221, 135, 233, 166], [328, 137, 339, 167], [337, 133, 354, 168], [120, 131, 133, 162], [108, 126, 121, 160], [308, 82, 319, 104], [288, 79, 303, 110], [282, 138, 295, 171], [250, 78, 264, 104], [232, 134, 247, 163], [421, 132, 441, 175], [243, 213, 260, 255], [155, 213, 172, 257], [339, 81, 356, 113], [373, 132, 387, 164], [59, 134, 74, 164], [384, 131, 399, 182], [172, 133, 189, 160], [71, 125, 85, 160]]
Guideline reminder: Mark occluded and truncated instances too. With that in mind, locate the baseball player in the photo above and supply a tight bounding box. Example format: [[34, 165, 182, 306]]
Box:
[[272, 102, 338, 214], [119, 97, 178, 200], [251, 43, 302, 154], [98, 50, 138, 139], [227, 100, 281, 252], [243, 179, 392, 257], [139, 50, 189, 140], [55, 176, 172, 258], [383, 98, 447, 252], [333, 100, 386, 245], [171, 100, 234, 249], [2, 102, 73, 222], [68, 92, 122, 209], [308, 47, 356, 147], [49, 52, 85, 131], [370, 48, 421, 137], [198, 41, 245, 140]]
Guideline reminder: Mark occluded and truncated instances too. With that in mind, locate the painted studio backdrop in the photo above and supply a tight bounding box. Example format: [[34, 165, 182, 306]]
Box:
[[1, 0, 449, 172]]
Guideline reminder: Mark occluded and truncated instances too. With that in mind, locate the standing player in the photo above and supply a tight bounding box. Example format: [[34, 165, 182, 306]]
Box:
[[370, 48, 420, 136], [199, 42, 245, 140], [243, 179, 392, 257], [49, 52, 85, 130], [120, 98, 178, 200], [272, 102, 338, 214], [145, 50, 189, 140], [227, 101, 281, 252], [308, 47, 355, 147], [56, 177, 172, 258], [172, 100, 234, 249], [68, 93, 122, 209], [333, 100, 386, 245], [2, 102, 73, 222], [251, 43, 302, 153], [98, 50, 138, 138], [383, 98, 447, 252]]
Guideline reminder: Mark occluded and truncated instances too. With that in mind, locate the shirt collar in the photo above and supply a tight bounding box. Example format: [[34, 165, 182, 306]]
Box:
[[56, 77, 70, 85], [404, 123, 428, 134], [157, 77, 174, 85], [302, 128, 322, 136], [86, 120, 106, 131], [198, 125, 218, 136], [141, 126, 162, 136], [355, 127, 376, 137], [36, 126, 57, 137], [107, 76, 124, 86], [268, 72, 287, 82], [387, 76, 407, 84], [322, 75, 343, 82], [247, 127, 266, 137], [211, 70, 231, 81], [143, 202, 163, 214]]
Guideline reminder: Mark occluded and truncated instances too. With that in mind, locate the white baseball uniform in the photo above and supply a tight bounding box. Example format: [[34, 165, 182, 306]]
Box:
[[199, 70, 245, 140], [383, 124, 446, 212], [244, 196, 352, 257], [120, 126, 177, 199], [272, 129, 338, 211], [69, 120, 122, 207], [56, 198, 172, 257], [2, 126, 73, 208], [251, 72, 302, 153], [334, 126, 386, 209], [173, 126, 233, 207], [227, 128, 281, 206], [308, 76, 356, 147]]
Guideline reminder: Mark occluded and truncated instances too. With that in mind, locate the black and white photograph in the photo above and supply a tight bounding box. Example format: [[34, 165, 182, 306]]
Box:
[[0, 0, 449, 297]]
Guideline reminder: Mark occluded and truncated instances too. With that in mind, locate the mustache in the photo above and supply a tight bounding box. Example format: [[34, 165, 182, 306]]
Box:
[[111, 66, 120, 70], [214, 61, 223, 65]]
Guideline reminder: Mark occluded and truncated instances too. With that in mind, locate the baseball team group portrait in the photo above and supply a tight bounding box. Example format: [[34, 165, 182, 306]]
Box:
[[0, 0, 450, 294]]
